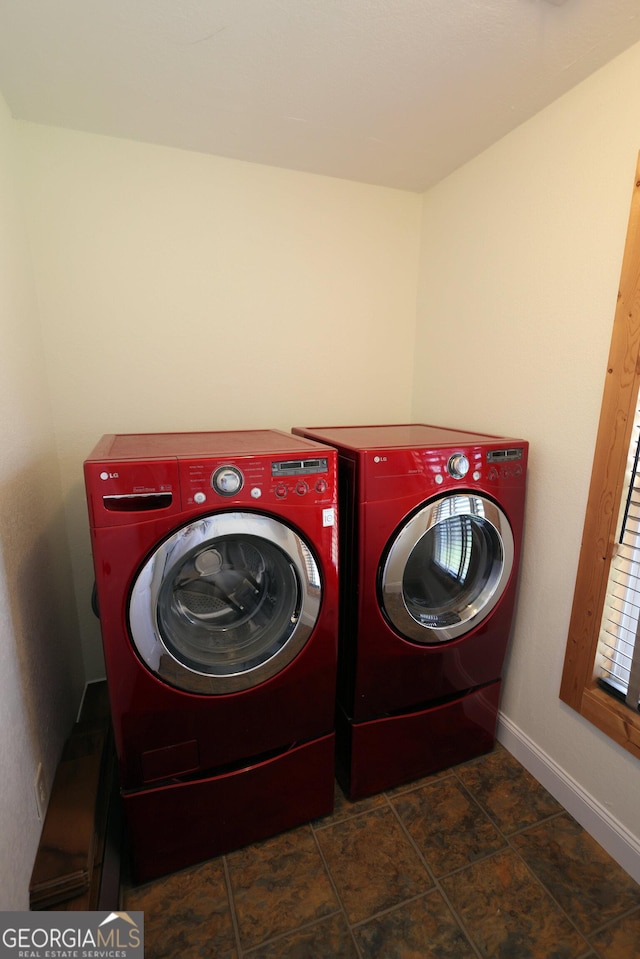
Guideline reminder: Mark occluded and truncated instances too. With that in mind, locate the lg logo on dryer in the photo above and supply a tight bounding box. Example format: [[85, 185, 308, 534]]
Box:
[[100, 471, 119, 480], [373, 456, 387, 463]]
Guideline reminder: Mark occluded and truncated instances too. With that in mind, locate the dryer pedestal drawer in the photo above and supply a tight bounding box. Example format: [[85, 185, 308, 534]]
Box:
[[123, 732, 335, 884], [338, 682, 501, 801]]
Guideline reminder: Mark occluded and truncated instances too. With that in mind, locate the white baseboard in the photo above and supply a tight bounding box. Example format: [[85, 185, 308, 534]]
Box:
[[497, 713, 640, 885]]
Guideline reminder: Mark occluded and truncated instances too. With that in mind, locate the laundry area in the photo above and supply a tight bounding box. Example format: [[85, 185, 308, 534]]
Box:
[[2, 2, 640, 957]]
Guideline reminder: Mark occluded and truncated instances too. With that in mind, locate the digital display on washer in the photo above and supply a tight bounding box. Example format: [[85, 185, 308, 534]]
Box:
[[486, 448, 524, 462], [272, 458, 329, 477]]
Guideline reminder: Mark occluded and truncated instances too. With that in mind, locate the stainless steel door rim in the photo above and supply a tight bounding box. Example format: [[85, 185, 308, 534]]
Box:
[[129, 511, 321, 693], [380, 493, 514, 644]]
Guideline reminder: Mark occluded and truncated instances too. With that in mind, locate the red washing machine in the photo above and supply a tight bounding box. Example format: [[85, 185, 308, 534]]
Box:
[[293, 424, 527, 799], [84, 430, 338, 882]]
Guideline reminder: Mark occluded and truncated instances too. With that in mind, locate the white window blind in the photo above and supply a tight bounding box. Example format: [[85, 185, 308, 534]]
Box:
[[597, 400, 640, 711]]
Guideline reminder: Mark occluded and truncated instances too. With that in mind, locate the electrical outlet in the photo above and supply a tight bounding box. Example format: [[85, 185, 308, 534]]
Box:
[[34, 763, 47, 821]]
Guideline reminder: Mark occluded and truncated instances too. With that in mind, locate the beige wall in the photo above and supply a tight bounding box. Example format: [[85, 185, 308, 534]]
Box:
[[0, 94, 83, 908], [17, 124, 422, 679], [414, 43, 640, 871]]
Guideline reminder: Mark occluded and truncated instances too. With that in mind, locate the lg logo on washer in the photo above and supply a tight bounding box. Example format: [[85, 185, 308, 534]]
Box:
[[100, 471, 119, 480], [373, 456, 387, 463]]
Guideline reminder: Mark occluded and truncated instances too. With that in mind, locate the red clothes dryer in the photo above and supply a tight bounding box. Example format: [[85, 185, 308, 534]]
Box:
[[293, 424, 528, 799], [84, 430, 338, 882]]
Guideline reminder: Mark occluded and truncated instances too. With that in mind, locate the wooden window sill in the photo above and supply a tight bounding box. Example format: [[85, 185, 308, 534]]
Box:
[[579, 685, 640, 760]]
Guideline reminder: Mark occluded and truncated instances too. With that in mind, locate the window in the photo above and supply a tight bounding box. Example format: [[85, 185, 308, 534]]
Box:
[[560, 154, 640, 759], [597, 399, 640, 710]]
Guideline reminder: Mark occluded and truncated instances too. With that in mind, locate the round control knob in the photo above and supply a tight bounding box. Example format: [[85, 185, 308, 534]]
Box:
[[296, 481, 309, 496], [193, 491, 207, 505], [275, 483, 287, 499], [212, 465, 244, 496], [315, 479, 328, 494], [447, 453, 470, 479]]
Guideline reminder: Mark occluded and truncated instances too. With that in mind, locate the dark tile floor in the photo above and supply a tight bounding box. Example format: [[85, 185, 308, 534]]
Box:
[[121, 744, 640, 958]]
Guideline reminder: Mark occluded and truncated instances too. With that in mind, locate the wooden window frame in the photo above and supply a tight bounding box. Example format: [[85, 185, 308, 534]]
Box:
[[560, 155, 640, 759]]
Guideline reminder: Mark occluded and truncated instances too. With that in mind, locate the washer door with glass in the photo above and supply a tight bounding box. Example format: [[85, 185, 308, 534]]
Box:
[[129, 511, 322, 694], [380, 493, 514, 644]]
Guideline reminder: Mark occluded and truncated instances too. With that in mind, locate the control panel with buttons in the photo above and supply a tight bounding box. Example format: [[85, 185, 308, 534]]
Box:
[[365, 444, 527, 499], [179, 455, 333, 508]]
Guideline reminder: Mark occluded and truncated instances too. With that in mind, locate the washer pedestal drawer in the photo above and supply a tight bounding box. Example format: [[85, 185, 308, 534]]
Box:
[[337, 682, 501, 801], [123, 732, 335, 884]]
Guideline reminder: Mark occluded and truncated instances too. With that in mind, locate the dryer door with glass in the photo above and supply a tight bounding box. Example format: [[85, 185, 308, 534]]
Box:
[[380, 493, 514, 644], [129, 511, 321, 693]]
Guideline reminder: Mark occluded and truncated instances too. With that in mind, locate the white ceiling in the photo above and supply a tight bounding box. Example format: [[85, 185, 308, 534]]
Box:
[[0, 0, 639, 192]]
